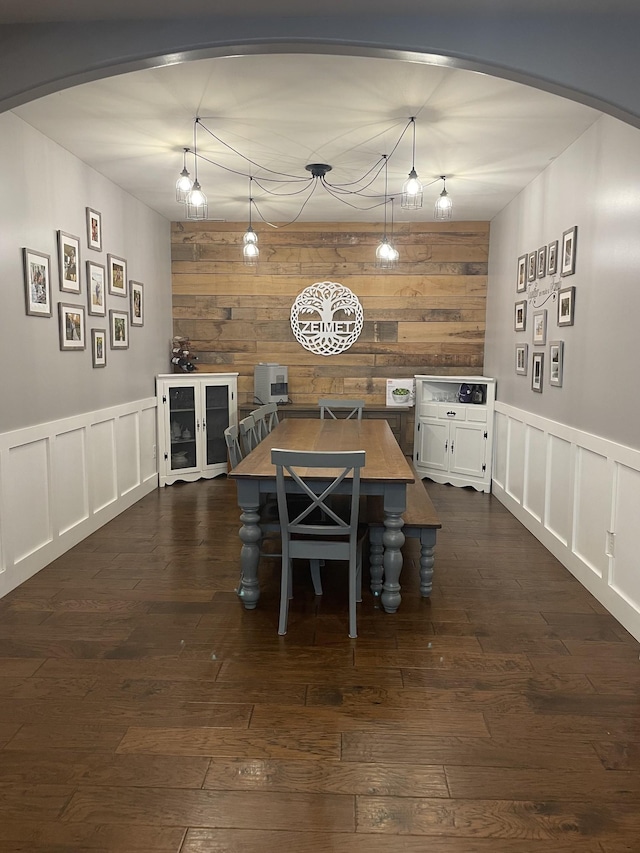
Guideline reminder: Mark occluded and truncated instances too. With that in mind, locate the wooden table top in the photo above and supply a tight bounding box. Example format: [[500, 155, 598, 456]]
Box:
[[229, 418, 414, 484]]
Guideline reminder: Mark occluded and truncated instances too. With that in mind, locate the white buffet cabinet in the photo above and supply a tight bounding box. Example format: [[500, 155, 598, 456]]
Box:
[[156, 373, 238, 486], [413, 375, 496, 493]]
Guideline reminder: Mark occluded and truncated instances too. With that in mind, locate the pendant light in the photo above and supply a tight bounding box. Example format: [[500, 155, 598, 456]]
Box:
[[434, 175, 453, 221], [242, 181, 259, 266], [185, 119, 208, 220], [401, 117, 423, 209], [376, 156, 398, 269], [175, 147, 193, 202]]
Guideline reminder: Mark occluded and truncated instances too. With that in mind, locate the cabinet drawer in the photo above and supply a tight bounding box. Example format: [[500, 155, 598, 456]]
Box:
[[420, 403, 439, 418], [466, 406, 487, 423], [438, 404, 466, 420]]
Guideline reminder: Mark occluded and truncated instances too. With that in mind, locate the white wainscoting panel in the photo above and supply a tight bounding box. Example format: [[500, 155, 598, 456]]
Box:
[[117, 411, 141, 496], [610, 462, 640, 613], [524, 424, 546, 523], [506, 416, 525, 502], [7, 438, 52, 564], [140, 406, 157, 484], [54, 428, 89, 536], [90, 419, 117, 513], [545, 434, 572, 547], [493, 411, 508, 488], [493, 402, 640, 642], [0, 397, 157, 599], [573, 447, 610, 580]]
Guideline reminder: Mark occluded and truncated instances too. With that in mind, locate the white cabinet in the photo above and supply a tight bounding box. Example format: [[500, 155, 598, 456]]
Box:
[[156, 373, 238, 486], [413, 375, 496, 492]]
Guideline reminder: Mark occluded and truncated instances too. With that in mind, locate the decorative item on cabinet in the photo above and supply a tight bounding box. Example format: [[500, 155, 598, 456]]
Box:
[[156, 373, 238, 486], [171, 336, 198, 373], [413, 375, 496, 493]]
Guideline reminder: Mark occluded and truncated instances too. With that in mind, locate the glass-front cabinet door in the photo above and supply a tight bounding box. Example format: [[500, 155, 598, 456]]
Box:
[[167, 384, 198, 473], [202, 382, 230, 470]]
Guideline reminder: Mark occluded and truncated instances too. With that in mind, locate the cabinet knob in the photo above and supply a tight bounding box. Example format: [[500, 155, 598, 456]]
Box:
[[447, 410, 456, 417]]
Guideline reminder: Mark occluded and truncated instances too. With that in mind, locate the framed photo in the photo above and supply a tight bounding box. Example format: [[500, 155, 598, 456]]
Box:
[[517, 255, 527, 292], [558, 286, 576, 326], [549, 341, 564, 387], [561, 225, 577, 276], [547, 240, 558, 276], [107, 254, 127, 297], [130, 280, 144, 327], [514, 300, 527, 331], [531, 352, 544, 393], [87, 261, 106, 316], [86, 207, 102, 252], [57, 231, 81, 293], [515, 343, 528, 375], [91, 328, 107, 368], [537, 245, 547, 279], [527, 251, 537, 282], [109, 309, 129, 349], [532, 309, 547, 345], [58, 303, 86, 350], [23, 248, 52, 317]]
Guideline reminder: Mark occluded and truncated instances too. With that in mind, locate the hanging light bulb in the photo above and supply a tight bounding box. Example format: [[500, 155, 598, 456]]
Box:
[[175, 147, 193, 202], [376, 158, 398, 269], [186, 119, 208, 220], [401, 117, 423, 209], [434, 175, 453, 220], [242, 183, 259, 266]]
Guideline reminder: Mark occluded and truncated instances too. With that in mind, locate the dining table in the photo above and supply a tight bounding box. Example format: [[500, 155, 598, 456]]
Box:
[[228, 417, 415, 614]]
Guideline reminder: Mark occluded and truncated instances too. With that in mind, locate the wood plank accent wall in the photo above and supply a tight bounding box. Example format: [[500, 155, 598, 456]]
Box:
[[171, 220, 489, 407]]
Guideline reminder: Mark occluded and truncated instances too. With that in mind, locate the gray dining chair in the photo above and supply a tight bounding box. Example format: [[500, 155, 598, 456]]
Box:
[[318, 398, 365, 420], [251, 402, 280, 441], [224, 424, 243, 469], [271, 448, 366, 638], [239, 414, 260, 455]]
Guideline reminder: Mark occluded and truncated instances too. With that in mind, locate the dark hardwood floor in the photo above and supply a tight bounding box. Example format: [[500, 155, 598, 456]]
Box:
[[1, 474, 639, 852]]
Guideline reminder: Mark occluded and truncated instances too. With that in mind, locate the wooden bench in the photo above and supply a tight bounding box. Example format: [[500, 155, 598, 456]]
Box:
[[363, 463, 441, 597]]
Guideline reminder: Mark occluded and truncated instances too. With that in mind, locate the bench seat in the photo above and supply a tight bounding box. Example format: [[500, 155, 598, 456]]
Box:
[[364, 464, 441, 597]]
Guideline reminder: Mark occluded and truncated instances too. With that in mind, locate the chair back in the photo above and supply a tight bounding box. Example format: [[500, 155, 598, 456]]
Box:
[[239, 414, 260, 455], [271, 447, 366, 639], [251, 402, 280, 441], [271, 449, 365, 559], [251, 406, 270, 442], [263, 402, 280, 432], [318, 398, 365, 420], [224, 424, 243, 469]]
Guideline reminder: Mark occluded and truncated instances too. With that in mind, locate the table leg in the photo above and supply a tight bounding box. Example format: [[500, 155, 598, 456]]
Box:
[[380, 482, 406, 614], [368, 527, 384, 596], [235, 482, 262, 610], [418, 528, 437, 597]]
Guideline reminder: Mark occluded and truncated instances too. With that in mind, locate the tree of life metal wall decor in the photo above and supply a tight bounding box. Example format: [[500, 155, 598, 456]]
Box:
[[290, 281, 364, 356]]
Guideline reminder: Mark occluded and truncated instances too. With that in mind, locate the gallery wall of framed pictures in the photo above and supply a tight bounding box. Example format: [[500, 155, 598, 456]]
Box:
[[513, 224, 577, 392], [22, 206, 145, 367]]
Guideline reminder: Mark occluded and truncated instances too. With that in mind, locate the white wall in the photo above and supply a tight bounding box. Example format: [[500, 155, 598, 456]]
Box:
[[0, 112, 172, 597], [0, 111, 173, 433], [485, 114, 640, 640]]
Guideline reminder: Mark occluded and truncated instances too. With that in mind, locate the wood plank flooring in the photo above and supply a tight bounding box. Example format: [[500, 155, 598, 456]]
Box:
[[0, 475, 639, 852]]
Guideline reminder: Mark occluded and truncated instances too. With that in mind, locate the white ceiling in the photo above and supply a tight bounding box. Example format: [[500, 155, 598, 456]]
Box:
[[13, 52, 601, 224]]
